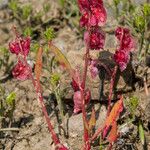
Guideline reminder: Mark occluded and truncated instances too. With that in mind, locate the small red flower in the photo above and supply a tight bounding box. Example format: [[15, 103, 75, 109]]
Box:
[[73, 89, 91, 114], [12, 60, 31, 80], [115, 27, 135, 51], [84, 27, 105, 50], [78, 0, 107, 27], [114, 50, 130, 72], [9, 37, 30, 56]]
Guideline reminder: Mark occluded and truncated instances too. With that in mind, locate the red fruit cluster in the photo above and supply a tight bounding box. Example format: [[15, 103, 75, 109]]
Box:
[[9, 37, 30, 56], [114, 27, 135, 71], [84, 27, 105, 50], [115, 27, 135, 51], [73, 90, 91, 114], [9, 36, 32, 80], [78, 0, 107, 50], [12, 60, 31, 80], [78, 0, 106, 27]]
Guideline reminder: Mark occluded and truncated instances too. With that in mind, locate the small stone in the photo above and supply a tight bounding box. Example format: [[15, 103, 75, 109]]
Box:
[[0, 0, 8, 9]]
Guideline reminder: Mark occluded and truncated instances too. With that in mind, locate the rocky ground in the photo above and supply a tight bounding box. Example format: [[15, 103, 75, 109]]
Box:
[[0, 0, 150, 150]]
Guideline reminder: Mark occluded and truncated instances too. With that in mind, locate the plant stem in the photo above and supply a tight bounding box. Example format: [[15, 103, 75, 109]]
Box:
[[54, 89, 64, 122], [145, 39, 150, 56], [30, 75, 61, 145], [81, 47, 91, 150], [91, 126, 103, 141], [107, 66, 118, 116], [18, 38, 67, 149]]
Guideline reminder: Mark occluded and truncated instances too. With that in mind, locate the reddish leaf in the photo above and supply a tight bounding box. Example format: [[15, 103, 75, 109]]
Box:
[[91, 96, 123, 141], [34, 47, 43, 82], [107, 122, 118, 143], [105, 97, 123, 127], [48, 42, 73, 78], [103, 96, 123, 138]]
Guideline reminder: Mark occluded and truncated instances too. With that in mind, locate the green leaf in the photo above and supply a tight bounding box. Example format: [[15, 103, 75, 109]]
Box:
[[59, 0, 65, 7], [8, 0, 18, 13], [30, 43, 40, 52], [50, 73, 60, 87], [6, 92, 16, 106], [22, 5, 32, 20], [43, 3, 51, 13], [128, 96, 139, 115], [143, 3, 150, 16], [134, 15, 145, 32], [139, 121, 145, 145], [44, 28, 55, 41], [113, 0, 120, 6], [23, 27, 33, 36]]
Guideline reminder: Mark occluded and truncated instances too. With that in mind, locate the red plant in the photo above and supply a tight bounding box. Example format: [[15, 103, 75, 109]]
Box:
[[84, 27, 105, 50], [9, 30, 68, 150], [114, 27, 135, 71], [9, 37, 30, 56], [12, 60, 31, 80], [78, 0, 107, 27], [8, 1, 136, 149]]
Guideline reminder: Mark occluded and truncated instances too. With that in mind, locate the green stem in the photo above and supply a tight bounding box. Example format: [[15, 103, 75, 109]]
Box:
[[54, 89, 64, 121], [138, 32, 145, 60], [145, 39, 150, 56]]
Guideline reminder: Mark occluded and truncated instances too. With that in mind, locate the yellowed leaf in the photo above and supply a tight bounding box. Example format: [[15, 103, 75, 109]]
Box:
[[48, 42, 73, 78], [88, 108, 96, 131]]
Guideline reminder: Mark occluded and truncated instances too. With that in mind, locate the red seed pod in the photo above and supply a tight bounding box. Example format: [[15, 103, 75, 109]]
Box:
[[84, 27, 105, 50], [9, 37, 30, 56], [73, 89, 91, 114], [115, 27, 135, 52], [12, 60, 31, 80], [78, 0, 107, 27], [114, 50, 130, 72]]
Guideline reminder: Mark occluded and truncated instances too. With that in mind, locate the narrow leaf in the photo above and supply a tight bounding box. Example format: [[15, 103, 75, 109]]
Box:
[[48, 42, 73, 78], [139, 121, 145, 145], [88, 108, 96, 131], [103, 96, 123, 138], [105, 97, 123, 127], [34, 47, 43, 83], [107, 122, 118, 143]]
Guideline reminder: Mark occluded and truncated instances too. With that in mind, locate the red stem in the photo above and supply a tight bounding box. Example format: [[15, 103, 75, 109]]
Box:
[[30, 76, 61, 145], [81, 47, 91, 150], [107, 66, 118, 115], [91, 126, 103, 141], [91, 66, 117, 142], [29, 62, 69, 150]]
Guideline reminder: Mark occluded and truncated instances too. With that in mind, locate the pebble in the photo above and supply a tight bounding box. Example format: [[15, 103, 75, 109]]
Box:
[[0, 0, 8, 9]]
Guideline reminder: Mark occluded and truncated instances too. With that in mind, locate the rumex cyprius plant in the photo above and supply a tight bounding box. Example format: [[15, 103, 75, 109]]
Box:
[[9, 28, 68, 150], [8, 0, 137, 150]]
